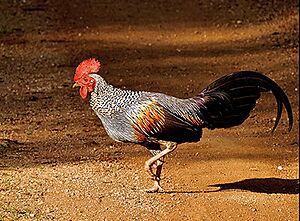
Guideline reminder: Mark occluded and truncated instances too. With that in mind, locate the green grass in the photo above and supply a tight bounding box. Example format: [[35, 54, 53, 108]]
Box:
[[0, 203, 33, 221]]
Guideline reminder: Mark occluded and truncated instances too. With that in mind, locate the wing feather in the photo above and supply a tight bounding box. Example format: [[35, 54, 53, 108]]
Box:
[[128, 100, 202, 143]]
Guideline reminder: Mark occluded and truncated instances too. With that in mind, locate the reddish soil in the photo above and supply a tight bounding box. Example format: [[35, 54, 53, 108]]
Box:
[[0, 0, 299, 220]]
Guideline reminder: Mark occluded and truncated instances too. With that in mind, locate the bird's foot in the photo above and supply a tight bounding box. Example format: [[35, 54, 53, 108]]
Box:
[[145, 160, 156, 178], [144, 180, 164, 193]]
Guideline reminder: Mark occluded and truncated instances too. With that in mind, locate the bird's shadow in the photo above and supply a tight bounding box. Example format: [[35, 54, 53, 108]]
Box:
[[161, 178, 299, 194]]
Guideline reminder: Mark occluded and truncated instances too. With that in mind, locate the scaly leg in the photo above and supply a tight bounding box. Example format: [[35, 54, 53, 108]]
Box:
[[144, 141, 177, 192], [145, 159, 164, 193]]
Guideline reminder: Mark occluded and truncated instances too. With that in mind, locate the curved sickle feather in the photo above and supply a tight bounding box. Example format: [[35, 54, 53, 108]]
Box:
[[195, 71, 293, 131]]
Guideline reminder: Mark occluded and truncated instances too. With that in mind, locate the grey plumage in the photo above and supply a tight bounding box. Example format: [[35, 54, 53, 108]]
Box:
[[89, 72, 292, 146]]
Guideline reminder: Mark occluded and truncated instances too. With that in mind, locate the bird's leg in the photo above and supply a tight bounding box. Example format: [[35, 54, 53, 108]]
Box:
[[145, 141, 177, 178], [144, 141, 177, 192], [145, 158, 164, 193]]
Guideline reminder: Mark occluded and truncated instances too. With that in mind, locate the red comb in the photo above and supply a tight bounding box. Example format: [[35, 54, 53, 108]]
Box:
[[74, 58, 101, 81]]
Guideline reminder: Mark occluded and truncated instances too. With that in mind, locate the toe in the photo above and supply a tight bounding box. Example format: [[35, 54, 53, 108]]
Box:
[[145, 162, 156, 177], [144, 181, 164, 193]]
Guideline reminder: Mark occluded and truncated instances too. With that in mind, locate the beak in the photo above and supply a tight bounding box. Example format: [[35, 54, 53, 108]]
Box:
[[73, 83, 80, 88]]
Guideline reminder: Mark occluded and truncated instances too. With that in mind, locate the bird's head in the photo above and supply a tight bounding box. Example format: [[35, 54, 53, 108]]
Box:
[[73, 58, 100, 99]]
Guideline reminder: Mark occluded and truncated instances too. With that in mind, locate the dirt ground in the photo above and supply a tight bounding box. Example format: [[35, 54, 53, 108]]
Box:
[[0, 0, 299, 220]]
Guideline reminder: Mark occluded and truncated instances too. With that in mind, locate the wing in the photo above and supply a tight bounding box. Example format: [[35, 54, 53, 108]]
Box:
[[127, 98, 203, 144]]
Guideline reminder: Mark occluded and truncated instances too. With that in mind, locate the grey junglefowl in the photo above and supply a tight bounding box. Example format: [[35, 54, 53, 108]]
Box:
[[73, 58, 293, 192]]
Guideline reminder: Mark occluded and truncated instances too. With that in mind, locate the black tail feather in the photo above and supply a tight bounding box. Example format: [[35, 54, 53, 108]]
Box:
[[194, 71, 293, 131]]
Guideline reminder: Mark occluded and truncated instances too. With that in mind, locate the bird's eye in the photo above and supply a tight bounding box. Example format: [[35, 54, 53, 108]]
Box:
[[83, 77, 89, 83]]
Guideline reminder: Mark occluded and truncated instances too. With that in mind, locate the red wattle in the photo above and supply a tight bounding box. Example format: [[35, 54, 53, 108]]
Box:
[[80, 86, 88, 99]]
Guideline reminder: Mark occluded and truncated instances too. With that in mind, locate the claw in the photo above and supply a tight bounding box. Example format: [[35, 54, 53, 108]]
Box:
[[145, 180, 164, 193], [145, 160, 156, 178]]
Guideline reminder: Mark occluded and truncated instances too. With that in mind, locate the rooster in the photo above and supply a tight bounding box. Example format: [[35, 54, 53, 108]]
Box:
[[73, 58, 293, 192]]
